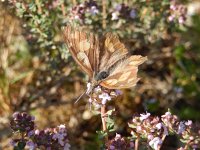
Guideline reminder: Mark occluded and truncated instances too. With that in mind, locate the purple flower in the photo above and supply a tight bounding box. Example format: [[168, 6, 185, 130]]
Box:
[[64, 143, 71, 150], [130, 9, 136, 19], [115, 90, 122, 96], [26, 141, 37, 150], [9, 140, 16, 146], [28, 130, 35, 137], [89, 6, 99, 15], [177, 121, 185, 134], [139, 112, 151, 121], [115, 4, 122, 11], [109, 145, 115, 150]]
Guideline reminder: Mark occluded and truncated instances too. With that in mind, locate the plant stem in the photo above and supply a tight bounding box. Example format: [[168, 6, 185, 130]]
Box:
[[101, 104, 108, 142], [158, 135, 166, 150], [102, 0, 106, 29], [101, 105, 107, 132], [35, 0, 42, 14], [135, 137, 139, 150]]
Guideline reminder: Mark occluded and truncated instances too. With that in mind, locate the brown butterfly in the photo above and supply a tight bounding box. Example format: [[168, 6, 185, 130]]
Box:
[[63, 25, 147, 101]]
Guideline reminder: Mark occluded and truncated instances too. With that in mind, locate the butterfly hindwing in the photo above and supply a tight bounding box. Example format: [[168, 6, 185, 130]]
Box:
[[64, 26, 100, 77], [99, 33, 129, 72], [100, 55, 147, 89]]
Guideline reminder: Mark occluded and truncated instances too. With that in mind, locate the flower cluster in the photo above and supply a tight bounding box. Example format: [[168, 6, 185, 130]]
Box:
[[129, 111, 200, 149], [10, 112, 70, 150], [70, 0, 99, 24], [111, 3, 137, 21], [86, 83, 122, 108], [168, 0, 187, 24], [162, 112, 200, 150], [10, 112, 35, 133], [106, 133, 134, 150]]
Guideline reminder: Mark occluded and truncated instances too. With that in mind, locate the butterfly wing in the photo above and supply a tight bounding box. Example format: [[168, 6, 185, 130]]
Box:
[[100, 55, 147, 89], [64, 25, 99, 78], [99, 33, 129, 72]]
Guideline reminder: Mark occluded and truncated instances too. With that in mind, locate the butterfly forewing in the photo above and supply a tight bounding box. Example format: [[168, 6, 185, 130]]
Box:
[[64, 26, 99, 77]]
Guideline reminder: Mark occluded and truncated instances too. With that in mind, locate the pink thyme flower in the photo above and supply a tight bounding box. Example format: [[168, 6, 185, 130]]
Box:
[[58, 124, 66, 133], [115, 133, 121, 140], [86, 82, 92, 94], [161, 111, 171, 118], [35, 129, 40, 135], [149, 137, 162, 150], [140, 112, 151, 121], [94, 86, 101, 93], [111, 12, 119, 20], [99, 93, 111, 105], [185, 120, 192, 126]]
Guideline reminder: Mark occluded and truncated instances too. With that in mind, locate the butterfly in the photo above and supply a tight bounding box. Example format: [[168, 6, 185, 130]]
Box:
[[63, 25, 147, 101]]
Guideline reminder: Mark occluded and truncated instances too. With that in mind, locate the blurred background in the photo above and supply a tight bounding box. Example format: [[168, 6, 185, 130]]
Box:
[[0, 0, 200, 149]]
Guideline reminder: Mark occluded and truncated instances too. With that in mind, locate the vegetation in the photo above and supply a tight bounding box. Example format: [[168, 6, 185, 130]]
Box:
[[0, 0, 200, 149]]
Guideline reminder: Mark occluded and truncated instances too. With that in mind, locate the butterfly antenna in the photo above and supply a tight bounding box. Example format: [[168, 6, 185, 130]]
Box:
[[74, 91, 86, 104]]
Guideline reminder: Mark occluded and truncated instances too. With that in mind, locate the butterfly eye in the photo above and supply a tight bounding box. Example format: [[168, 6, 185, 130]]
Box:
[[95, 71, 109, 81]]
